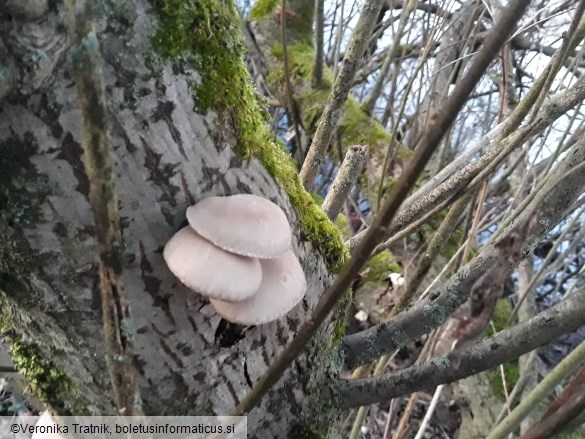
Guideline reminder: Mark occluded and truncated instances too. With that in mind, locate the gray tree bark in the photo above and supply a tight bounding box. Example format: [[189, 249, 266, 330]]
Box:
[[0, 1, 341, 436]]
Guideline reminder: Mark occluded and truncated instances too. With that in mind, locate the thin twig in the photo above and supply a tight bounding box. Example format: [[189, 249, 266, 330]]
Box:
[[413, 385, 444, 439], [492, 351, 536, 426], [507, 203, 585, 324], [313, 0, 324, 87]]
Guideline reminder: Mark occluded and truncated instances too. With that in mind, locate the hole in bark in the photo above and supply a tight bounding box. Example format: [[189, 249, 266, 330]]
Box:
[[214, 319, 247, 348], [243, 359, 253, 388]]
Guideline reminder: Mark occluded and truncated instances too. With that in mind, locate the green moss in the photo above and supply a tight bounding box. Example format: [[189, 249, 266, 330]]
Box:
[[489, 362, 520, 400], [150, 0, 347, 271], [2, 334, 72, 411], [250, 0, 278, 20], [331, 317, 347, 349], [310, 193, 324, 205], [486, 299, 519, 399], [310, 193, 351, 239], [334, 212, 351, 240], [341, 98, 389, 152], [364, 250, 401, 282], [269, 43, 390, 167], [261, 143, 348, 269], [487, 299, 514, 335]]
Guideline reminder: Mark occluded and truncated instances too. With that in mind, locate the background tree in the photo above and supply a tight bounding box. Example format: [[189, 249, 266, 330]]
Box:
[[0, 0, 584, 438]]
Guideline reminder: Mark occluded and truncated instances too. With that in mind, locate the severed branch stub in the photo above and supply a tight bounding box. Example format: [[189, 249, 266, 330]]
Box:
[[321, 144, 368, 221]]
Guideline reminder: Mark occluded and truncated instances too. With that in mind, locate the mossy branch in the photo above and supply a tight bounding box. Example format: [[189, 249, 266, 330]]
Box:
[[63, 0, 141, 416], [150, 0, 347, 271]]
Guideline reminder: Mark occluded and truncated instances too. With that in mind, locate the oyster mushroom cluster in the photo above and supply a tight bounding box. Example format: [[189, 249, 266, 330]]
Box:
[[163, 194, 307, 325]]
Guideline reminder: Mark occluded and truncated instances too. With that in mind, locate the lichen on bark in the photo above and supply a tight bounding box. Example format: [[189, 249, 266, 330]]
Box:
[[0, 131, 92, 412]]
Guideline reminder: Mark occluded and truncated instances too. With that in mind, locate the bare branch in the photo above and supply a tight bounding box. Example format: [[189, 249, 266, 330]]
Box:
[[322, 144, 368, 220], [333, 285, 585, 408], [347, 72, 585, 254], [342, 135, 585, 369]]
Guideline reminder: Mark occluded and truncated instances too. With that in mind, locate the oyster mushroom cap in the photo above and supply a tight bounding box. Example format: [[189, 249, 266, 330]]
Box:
[[163, 226, 262, 301], [187, 194, 292, 258], [210, 249, 307, 325]]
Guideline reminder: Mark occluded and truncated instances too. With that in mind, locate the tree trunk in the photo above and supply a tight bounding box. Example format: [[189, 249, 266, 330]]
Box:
[[0, 1, 347, 436]]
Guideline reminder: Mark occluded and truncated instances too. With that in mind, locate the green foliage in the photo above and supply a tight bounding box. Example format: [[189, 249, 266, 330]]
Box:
[[149, 0, 348, 271]]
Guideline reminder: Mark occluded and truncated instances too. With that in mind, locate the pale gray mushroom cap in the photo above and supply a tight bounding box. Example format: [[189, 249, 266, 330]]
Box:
[[187, 194, 292, 258], [210, 249, 307, 325], [163, 226, 262, 301]]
